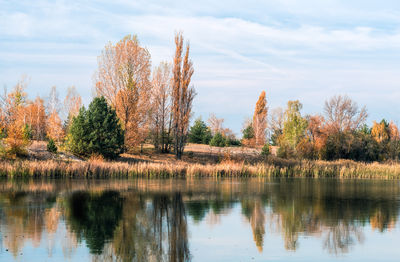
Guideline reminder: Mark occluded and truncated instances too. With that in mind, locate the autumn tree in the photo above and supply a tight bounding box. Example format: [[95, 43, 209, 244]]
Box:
[[268, 107, 284, 146], [324, 95, 367, 133], [171, 33, 196, 159], [371, 120, 389, 143], [304, 114, 327, 159], [2, 78, 30, 157], [46, 87, 64, 142], [95, 35, 152, 152], [207, 113, 224, 136], [63, 86, 82, 130], [282, 101, 307, 148], [253, 91, 268, 147], [25, 97, 47, 140], [388, 121, 400, 160], [278, 100, 307, 158], [47, 111, 64, 142], [151, 62, 173, 152]]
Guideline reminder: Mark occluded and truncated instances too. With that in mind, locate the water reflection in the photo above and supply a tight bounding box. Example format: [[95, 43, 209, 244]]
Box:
[[0, 178, 399, 261]]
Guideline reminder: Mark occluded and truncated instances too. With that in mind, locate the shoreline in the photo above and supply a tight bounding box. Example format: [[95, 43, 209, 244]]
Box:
[[1, 158, 400, 179]]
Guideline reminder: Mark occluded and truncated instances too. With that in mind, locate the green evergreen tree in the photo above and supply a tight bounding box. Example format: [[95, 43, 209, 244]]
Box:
[[188, 118, 212, 144], [47, 138, 57, 153], [68, 97, 124, 159], [209, 132, 226, 147], [261, 143, 270, 156], [68, 107, 89, 156], [242, 124, 254, 139], [22, 124, 32, 141]]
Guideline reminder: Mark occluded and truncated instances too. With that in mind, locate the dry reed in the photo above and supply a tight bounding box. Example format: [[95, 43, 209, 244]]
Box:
[[0, 158, 400, 179]]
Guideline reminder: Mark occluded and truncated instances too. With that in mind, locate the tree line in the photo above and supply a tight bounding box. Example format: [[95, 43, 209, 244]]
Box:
[[2, 32, 399, 163], [0, 33, 195, 160], [188, 89, 400, 162]]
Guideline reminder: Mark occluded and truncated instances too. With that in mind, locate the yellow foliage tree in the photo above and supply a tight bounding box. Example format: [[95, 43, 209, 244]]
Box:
[[47, 111, 64, 143], [371, 120, 389, 143]]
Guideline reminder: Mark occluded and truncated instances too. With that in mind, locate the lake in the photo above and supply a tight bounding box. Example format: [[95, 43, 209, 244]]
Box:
[[0, 178, 399, 261]]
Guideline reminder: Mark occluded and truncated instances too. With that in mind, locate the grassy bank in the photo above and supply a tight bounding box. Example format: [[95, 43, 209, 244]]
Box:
[[1, 158, 400, 179]]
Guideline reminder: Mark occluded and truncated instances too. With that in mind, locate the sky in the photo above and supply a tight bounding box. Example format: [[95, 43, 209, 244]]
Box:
[[1, 0, 400, 135]]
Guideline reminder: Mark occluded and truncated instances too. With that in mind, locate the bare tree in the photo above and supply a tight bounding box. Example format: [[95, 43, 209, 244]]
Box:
[[47, 86, 60, 115], [172, 33, 196, 159], [151, 62, 173, 153], [268, 107, 284, 145], [324, 95, 367, 133], [63, 86, 82, 123], [207, 113, 224, 135]]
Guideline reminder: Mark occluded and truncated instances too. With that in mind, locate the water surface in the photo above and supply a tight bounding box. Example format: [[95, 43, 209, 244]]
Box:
[[0, 178, 399, 261]]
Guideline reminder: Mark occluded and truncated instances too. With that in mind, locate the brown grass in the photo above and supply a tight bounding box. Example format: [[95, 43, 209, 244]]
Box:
[[3, 142, 397, 179], [0, 158, 400, 179]]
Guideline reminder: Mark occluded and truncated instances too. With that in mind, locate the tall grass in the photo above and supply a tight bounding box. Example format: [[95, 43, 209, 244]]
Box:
[[1, 158, 400, 179]]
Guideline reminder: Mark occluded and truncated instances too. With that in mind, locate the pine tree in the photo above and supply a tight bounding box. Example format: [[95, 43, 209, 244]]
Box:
[[209, 132, 226, 147], [47, 138, 57, 153], [69, 97, 124, 159], [188, 118, 211, 144]]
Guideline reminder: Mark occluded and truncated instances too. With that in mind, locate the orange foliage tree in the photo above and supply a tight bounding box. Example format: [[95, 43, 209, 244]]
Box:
[[25, 97, 47, 140], [46, 87, 64, 142], [172, 33, 196, 159], [253, 91, 268, 146], [95, 35, 152, 151], [371, 120, 389, 143], [47, 111, 64, 142], [2, 78, 30, 156]]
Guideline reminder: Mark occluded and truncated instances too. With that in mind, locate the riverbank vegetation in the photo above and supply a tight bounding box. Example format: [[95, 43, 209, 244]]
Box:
[[2, 153, 400, 179]]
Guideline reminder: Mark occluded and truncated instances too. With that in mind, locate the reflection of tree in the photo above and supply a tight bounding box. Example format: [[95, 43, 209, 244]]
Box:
[[241, 199, 266, 252], [66, 191, 123, 254], [186, 201, 209, 222], [323, 222, 364, 254], [96, 192, 190, 262], [0, 178, 400, 259], [0, 191, 56, 257]]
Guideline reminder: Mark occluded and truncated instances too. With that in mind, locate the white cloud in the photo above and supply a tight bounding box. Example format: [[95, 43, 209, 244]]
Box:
[[1, 0, 400, 134]]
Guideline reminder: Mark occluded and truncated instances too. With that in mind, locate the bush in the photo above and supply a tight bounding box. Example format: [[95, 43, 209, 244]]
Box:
[[47, 138, 57, 153], [209, 133, 226, 147], [261, 144, 270, 156], [277, 142, 296, 159], [68, 97, 124, 159]]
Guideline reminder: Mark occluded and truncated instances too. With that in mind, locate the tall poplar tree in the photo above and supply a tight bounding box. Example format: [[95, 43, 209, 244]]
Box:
[[253, 91, 268, 146], [172, 33, 196, 159]]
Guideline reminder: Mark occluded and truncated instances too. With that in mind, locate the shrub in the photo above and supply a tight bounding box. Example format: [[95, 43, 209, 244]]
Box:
[[47, 138, 57, 153], [261, 144, 270, 156]]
